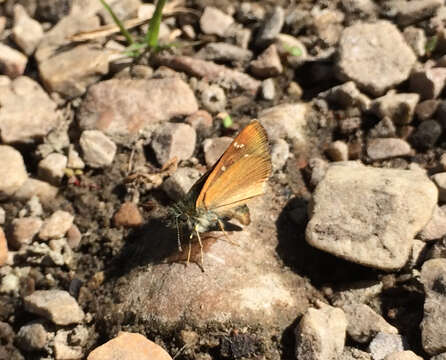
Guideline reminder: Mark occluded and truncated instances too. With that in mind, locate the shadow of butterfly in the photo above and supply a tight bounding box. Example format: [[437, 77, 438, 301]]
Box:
[[168, 120, 272, 268]]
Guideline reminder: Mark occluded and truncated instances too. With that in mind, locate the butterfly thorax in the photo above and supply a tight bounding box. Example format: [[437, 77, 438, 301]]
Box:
[[169, 199, 219, 233]]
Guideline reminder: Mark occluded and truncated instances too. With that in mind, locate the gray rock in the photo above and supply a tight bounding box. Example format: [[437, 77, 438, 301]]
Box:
[[295, 301, 347, 360], [154, 55, 261, 95], [236, 2, 265, 23], [162, 167, 202, 200], [24, 290, 84, 325], [418, 205, 446, 241], [271, 139, 290, 171], [97, 0, 140, 24], [12, 4, 43, 55], [306, 165, 438, 270], [431, 353, 446, 360], [367, 138, 412, 160], [275, 33, 308, 69], [403, 27, 427, 57], [152, 123, 196, 166], [255, 6, 285, 48], [38, 153, 67, 185], [79, 130, 117, 168], [261, 78, 275, 100], [406, 239, 428, 269], [185, 110, 213, 131], [67, 145, 85, 170], [308, 157, 330, 187], [370, 92, 419, 125], [368, 333, 406, 360], [0, 43, 27, 78], [420, 258, 446, 355], [201, 84, 227, 113], [410, 67, 446, 100], [202, 137, 233, 167], [16, 322, 49, 351], [337, 21, 416, 96], [196, 42, 253, 63], [343, 303, 398, 343], [78, 78, 198, 138], [250, 44, 282, 79], [0, 145, 28, 199], [415, 99, 440, 121], [410, 119, 442, 149], [200, 6, 234, 37], [39, 210, 74, 241], [311, 8, 344, 46], [0, 76, 58, 144], [0, 207, 4, 225]]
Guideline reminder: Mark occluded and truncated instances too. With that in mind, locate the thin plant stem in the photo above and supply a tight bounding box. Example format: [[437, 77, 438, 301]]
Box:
[[145, 0, 168, 49], [100, 0, 135, 45]]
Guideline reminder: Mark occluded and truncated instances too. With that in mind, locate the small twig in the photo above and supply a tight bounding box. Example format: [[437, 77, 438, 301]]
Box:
[[172, 344, 189, 360]]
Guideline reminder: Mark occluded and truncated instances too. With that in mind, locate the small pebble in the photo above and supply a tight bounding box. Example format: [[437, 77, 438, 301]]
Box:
[[0, 227, 7, 267], [368, 333, 406, 360], [200, 6, 234, 37], [16, 322, 48, 352], [9, 217, 43, 249], [67, 145, 85, 169], [79, 130, 117, 168], [0, 145, 28, 199], [66, 225, 82, 249], [367, 138, 412, 160], [410, 119, 442, 150], [250, 44, 283, 78], [38, 153, 67, 185], [24, 289, 85, 325], [271, 139, 290, 171], [261, 78, 275, 100], [432, 172, 446, 202], [185, 110, 213, 131], [0, 207, 5, 225], [114, 202, 143, 228], [326, 141, 349, 161], [163, 167, 202, 200], [415, 99, 439, 121], [201, 84, 227, 113], [39, 210, 74, 241]]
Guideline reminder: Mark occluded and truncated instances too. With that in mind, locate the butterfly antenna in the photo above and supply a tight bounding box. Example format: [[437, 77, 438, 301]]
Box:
[[175, 216, 183, 251], [217, 218, 239, 247]]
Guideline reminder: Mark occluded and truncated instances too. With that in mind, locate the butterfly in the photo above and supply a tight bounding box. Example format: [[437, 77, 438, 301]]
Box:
[[168, 120, 272, 267]]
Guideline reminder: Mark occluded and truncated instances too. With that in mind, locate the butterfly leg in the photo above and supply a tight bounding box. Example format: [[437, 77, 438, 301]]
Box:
[[186, 237, 192, 265], [217, 218, 239, 247], [175, 216, 183, 252], [194, 227, 204, 267]]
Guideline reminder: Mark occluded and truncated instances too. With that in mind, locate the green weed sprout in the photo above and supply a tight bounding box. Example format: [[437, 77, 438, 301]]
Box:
[[100, 0, 168, 56]]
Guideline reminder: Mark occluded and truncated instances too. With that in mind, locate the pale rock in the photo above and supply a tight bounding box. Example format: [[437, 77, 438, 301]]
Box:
[[196, 42, 253, 63], [295, 301, 347, 360], [201, 84, 226, 113], [370, 92, 419, 125], [13, 178, 58, 205], [12, 4, 43, 55], [200, 7, 234, 37], [410, 67, 446, 100], [9, 217, 42, 249], [38, 153, 67, 185], [0, 76, 58, 144], [343, 303, 398, 343], [151, 123, 196, 166], [420, 258, 446, 355], [54, 329, 83, 360], [367, 138, 412, 160], [39, 210, 74, 241], [261, 78, 275, 100], [250, 44, 283, 78], [340, 346, 372, 360], [87, 332, 172, 360], [368, 333, 406, 360], [319, 81, 371, 111], [271, 138, 290, 171], [432, 172, 446, 202], [384, 350, 423, 360], [79, 130, 117, 168], [418, 205, 446, 241], [0, 43, 27, 78], [0, 273, 19, 293], [24, 289, 85, 325], [0, 145, 28, 199], [337, 21, 416, 96], [403, 27, 426, 57], [306, 165, 438, 270], [67, 145, 85, 169], [255, 6, 284, 48], [330, 280, 383, 308]]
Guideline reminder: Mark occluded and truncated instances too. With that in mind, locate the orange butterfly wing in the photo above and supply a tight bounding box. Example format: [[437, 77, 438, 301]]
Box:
[[195, 121, 271, 212]]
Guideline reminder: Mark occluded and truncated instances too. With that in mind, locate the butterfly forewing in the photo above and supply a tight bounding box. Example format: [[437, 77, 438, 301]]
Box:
[[196, 121, 271, 212]]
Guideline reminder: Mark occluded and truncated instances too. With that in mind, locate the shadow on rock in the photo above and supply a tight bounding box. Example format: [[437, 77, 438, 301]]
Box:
[[276, 197, 379, 286]]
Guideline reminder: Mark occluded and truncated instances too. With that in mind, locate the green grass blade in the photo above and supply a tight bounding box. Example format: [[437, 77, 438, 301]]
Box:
[[100, 0, 135, 45], [145, 0, 168, 49]]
